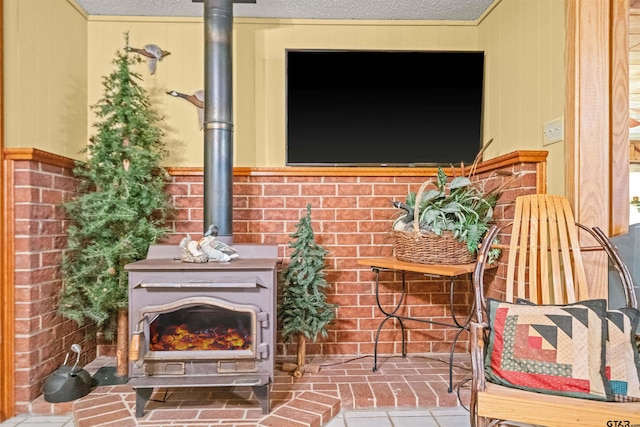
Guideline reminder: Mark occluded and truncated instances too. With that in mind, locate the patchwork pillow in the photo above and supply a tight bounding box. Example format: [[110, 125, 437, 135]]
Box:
[[485, 298, 610, 401], [604, 308, 640, 402], [515, 299, 640, 402]]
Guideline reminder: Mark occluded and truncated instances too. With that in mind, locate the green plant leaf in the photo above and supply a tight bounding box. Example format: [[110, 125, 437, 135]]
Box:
[[448, 176, 472, 189], [441, 201, 463, 214]]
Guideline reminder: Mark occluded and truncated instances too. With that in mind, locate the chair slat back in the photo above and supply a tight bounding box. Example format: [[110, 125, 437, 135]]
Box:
[[505, 194, 589, 304]]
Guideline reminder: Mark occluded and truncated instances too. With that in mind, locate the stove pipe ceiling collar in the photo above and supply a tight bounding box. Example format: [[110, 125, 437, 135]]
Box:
[[192, 0, 255, 243]]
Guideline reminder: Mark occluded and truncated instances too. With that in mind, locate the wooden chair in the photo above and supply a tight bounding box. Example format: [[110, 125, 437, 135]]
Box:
[[470, 194, 640, 427]]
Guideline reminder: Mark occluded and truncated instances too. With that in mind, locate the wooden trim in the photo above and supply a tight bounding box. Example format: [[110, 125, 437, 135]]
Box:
[[0, 0, 12, 420], [166, 150, 548, 177], [565, 0, 611, 229], [478, 382, 640, 427], [4, 148, 76, 169], [163, 167, 203, 176], [6, 148, 547, 179], [231, 166, 447, 177], [564, 0, 577, 209], [565, 0, 629, 234], [1, 160, 14, 422], [611, 0, 631, 235], [536, 162, 547, 195], [470, 150, 548, 174], [565, 0, 629, 299]]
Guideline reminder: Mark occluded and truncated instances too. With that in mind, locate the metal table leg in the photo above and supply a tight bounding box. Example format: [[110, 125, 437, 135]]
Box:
[[446, 275, 475, 392], [372, 268, 406, 371], [370, 267, 474, 393]]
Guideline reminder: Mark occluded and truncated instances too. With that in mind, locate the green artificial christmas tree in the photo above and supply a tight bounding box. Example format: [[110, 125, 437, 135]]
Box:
[[58, 33, 173, 376], [278, 204, 336, 376]]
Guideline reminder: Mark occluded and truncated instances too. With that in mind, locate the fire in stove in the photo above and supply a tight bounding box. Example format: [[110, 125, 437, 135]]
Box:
[[149, 305, 253, 352], [132, 296, 264, 362]]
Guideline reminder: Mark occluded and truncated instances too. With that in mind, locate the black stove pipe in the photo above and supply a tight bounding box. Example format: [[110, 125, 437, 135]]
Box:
[[201, 0, 233, 243], [192, 0, 255, 244]]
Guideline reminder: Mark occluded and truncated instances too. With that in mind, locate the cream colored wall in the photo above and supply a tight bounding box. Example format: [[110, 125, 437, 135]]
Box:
[[4, 0, 88, 159], [84, 11, 563, 171], [5, 0, 565, 175], [84, 17, 480, 167], [239, 19, 480, 167], [86, 17, 204, 165], [478, 0, 565, 195]]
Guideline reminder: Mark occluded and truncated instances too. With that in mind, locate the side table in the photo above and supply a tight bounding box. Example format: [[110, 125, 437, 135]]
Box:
[[358, 257, 481, 392]]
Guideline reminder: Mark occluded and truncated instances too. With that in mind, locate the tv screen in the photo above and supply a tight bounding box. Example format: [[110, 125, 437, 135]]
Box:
[[286, 49, 484, 167]]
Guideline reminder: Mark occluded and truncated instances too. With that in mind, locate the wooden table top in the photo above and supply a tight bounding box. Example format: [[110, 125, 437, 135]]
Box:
[[357, 257, 479, 277]]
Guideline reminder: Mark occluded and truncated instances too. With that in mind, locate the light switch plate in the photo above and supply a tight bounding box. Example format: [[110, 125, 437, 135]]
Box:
[[543, 117, 564, 145]]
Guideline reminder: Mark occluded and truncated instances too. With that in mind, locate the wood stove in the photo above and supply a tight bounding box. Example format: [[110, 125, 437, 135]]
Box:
[[126, 244, 277, 417], [124, 0, 276, 418]]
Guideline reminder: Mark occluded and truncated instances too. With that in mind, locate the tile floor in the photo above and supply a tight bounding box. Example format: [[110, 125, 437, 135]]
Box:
[[0, 407, 471, 427], [0, 353, 473, 427]]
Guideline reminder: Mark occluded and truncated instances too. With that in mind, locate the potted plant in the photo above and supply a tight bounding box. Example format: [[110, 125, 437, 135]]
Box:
[[392, 140, 509, 264]]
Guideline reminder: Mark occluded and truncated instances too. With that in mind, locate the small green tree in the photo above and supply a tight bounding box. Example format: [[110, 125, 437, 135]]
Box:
[[278, 204, 336, 375], [58, 33, 173, 374]]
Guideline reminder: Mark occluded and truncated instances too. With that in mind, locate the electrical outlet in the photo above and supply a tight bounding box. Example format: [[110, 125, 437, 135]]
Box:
[[543, 117, 564, 145]]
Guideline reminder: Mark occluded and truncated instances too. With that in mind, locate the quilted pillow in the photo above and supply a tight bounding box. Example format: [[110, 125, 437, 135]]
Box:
[[515, 298, 640, 402], [485, 298, 610, 401], [605, 308, 640, 402]]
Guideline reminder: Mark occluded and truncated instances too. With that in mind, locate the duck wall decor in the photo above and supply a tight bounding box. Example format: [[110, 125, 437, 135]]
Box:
[[126, 44, 171, 74], [166, 90, 205, 129]]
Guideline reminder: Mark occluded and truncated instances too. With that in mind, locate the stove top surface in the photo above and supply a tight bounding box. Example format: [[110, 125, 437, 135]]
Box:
[[125, 243, 279, 271], [125, 257, 279, 271]]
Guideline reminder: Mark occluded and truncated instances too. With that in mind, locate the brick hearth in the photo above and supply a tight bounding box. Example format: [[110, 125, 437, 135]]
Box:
[[32, 354, 471, 427]]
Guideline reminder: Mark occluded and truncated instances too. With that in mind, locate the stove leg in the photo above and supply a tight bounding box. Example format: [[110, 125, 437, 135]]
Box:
[[134, 387, 153, 418], [253, 383, 270, 414]]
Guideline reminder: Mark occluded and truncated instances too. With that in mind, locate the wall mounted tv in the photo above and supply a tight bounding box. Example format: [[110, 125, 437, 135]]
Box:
[[286, 49, 485, 167]]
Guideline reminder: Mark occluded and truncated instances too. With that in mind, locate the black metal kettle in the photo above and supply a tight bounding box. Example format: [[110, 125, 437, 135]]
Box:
[[43, 344, 95, 403]]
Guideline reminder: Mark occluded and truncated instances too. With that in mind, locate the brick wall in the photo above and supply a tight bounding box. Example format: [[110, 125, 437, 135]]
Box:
[[5, 149, 544, 413], [10, 157, 93, 413], [163, 161, 540, 358]]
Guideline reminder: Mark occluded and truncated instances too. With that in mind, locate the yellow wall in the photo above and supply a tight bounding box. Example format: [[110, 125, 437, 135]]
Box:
[[237, 19, 482, 167], [4, 0, 566, 194], [478, 0, 565, 195], [4, 0, 88, 159], [83, 17, 480, 167], [85, 16, 204, 166]]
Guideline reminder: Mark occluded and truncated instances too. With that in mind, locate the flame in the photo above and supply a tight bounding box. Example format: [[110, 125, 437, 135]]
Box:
[[150, 324, 252, 351]]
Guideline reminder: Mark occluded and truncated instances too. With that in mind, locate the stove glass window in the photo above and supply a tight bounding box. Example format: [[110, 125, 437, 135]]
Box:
[[149, 305, 253, 352]]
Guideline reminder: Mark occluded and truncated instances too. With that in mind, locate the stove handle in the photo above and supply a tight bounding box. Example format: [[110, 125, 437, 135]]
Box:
[[257, 342, 269, 359], [137, 282, 259, 289], [130, 317, 147, 362], [130, 333, 142, 361], [257, 312, 269, 328]]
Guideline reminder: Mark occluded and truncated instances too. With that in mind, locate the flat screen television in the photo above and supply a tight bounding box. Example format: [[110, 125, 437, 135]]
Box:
[[286, 49, 485, 167]]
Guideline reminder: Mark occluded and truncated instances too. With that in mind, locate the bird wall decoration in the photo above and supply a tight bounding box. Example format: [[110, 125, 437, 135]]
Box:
[[126, 44, 171, 75], [166, 90, 205, 129]]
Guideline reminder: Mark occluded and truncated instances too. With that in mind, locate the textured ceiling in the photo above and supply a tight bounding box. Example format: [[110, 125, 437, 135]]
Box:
[[73, 0, 496, 21]]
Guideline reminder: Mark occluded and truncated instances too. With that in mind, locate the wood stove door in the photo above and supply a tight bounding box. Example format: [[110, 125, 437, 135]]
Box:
[[131, 296, 268, 374]]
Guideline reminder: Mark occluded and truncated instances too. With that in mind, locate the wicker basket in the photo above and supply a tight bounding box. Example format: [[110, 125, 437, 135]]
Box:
[[392, 229, 475, 265], [391, 179, 476, 265]]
